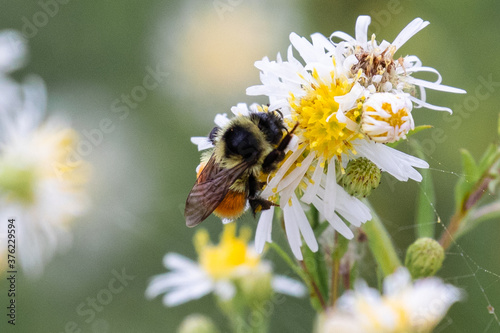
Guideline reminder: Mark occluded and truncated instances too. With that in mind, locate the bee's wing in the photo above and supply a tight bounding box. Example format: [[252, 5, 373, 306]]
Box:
[[185, 154, 249, 228]]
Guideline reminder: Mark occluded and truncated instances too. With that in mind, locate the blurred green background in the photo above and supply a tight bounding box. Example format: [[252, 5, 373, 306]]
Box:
[[1, 0, 499, 332]]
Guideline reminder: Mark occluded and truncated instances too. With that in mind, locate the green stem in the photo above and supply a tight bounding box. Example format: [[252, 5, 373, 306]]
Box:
[[362, 201, 402, 276], [310, 205, 320, 229], [268, 242, 309, 285], [269, 242, 327, 311], [330, 255, 340, 306]]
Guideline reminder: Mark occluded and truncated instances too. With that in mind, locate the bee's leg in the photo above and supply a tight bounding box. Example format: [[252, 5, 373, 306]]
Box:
[[248, 174, 262, 197], [262, 150, 285, 173], [249, 197, 277, 217], [208, 126, 220, 144], [248, 174, 276, 216], [262, 123, 299, 173]]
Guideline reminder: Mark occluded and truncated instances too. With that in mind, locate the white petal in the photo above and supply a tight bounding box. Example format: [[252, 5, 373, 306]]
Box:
[[301, 156, 325, 204], [145, 270, 206, 299], [231, 102, 250, 116], [272, 275, 307, 297], [163, 253, 198, 271], [214, 280, 236, 301], [291, 193, 318, 252], [399, 64, 443, 84], [261, 145, 305, 198], [311, 32, 336, 53], [330, 31, 356, 44], [313, 197, 354, 239], [163, 280, 213, 306], [0, 30, 27, 73], [324, 157, 337, 220], [283, 203, 303, 260], [355, 140, 428, 182], [214, 113, 230, 127], [392, 18, 430, 51], [334, 186, 371, 226], [190, 136, 213, 151], [408, 95, 453, 113], [255, 206, 275, 253], [277, 151, 315, 192], [383, 267, 412, 295], [355, 16, 371, 46], [406, 77, 466, 94]]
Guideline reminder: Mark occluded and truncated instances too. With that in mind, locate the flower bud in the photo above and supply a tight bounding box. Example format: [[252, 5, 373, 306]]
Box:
[[177, 314, 219, 333], [361, 92, 414, 143], [405, 238, 445, 279], [338, 157, 381, 198]]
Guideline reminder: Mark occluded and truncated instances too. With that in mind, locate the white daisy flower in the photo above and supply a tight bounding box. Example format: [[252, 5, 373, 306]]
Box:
[[145, 223, 306, 306], [247, 18, 448, 258], [319, 268, 462, 333], [330, 15, 466, 112], [0, 77, 90, 277]]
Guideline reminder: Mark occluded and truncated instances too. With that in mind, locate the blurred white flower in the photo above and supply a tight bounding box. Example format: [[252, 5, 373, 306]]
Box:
[[0, 77, 90, 277], [145, 223, 306, 306], [0, 30, 26, 115], [0, 30, 27, 74], [319, 268, 462, 333]]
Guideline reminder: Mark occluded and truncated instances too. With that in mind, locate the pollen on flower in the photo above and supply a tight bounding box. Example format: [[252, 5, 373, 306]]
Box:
[[290, 78, 361, 161], [195, 224, 260, 280]]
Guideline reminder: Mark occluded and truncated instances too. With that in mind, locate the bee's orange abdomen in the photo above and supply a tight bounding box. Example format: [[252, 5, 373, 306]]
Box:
[[214, 190, 247, 220], [196, 161, 247, 220]]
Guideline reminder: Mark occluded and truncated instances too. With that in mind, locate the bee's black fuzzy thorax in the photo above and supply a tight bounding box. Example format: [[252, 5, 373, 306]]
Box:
[[249, 112, 286, 146], [222, 125, 262, 163]]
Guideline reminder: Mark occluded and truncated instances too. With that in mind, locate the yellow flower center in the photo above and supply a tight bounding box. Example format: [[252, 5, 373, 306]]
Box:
[[290, 72, 363, 161], [195, 224, 260, 279], [368, 102, 409, 129]]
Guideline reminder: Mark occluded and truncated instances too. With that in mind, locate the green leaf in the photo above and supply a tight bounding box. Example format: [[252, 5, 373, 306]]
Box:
[[362, 201, 402, 276], [349, 260, 359, 290], [454, 149, 479, 210], [313, 221, 331, 238], [410, 141, 436, 239], [268, 242, 308, 285], [456, 202, 500, 239], [332, 233, 350, 261], [478, 144, 499, 174], [302, 244, 329, 301], [497, 113, 500, 137]]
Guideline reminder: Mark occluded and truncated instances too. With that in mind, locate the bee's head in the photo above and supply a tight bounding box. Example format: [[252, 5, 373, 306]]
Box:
[[250, 110, 287, 146]]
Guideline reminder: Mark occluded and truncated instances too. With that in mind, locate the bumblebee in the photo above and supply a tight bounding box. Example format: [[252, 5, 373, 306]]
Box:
[[185, 110, 297, 227]]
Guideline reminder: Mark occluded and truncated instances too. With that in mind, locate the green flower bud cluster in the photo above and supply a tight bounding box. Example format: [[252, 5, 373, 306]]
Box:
[[337, 157, 381, 198]]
